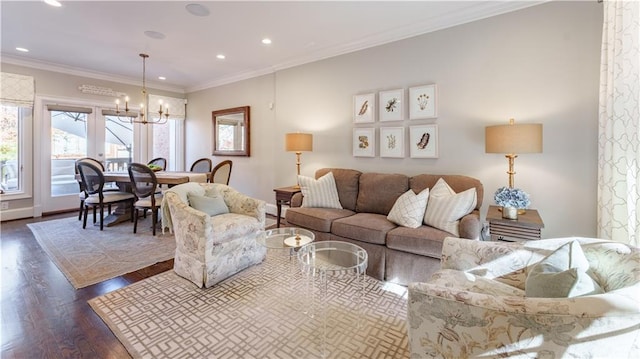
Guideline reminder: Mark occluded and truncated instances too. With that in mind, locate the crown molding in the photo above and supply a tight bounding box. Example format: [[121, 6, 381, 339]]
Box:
[[189, 1, 546, 92], [3, 1, 546, 94], [1, 54, 186, 94]]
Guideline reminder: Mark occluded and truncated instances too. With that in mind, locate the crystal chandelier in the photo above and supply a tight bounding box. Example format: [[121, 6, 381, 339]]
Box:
[[115, 53, 169, 125]]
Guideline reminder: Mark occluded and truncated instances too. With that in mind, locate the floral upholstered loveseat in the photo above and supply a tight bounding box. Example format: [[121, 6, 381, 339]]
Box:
[[407, 237, 640, 358], [163, 182, 266, 288]]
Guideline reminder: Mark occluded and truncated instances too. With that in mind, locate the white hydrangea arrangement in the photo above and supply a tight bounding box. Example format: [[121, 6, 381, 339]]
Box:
[[494, 187, 531, 209]]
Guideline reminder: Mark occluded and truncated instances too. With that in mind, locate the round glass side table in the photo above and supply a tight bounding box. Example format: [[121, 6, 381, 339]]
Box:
[[297, 240, 368, 358], [255, 228, 315, 309]]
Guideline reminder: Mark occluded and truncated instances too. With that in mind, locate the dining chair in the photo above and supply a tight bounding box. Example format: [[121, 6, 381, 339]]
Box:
[[210, 160, 233, 185], [189, 158, 212, 176], [75, 157, 118, 220], [147, 157, 167, 171], [128, 162, 163, 235], [77, 161, 135, 231]]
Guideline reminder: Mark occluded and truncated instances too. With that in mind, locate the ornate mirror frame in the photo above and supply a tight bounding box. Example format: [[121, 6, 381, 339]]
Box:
[[212, 106, 250, 157]]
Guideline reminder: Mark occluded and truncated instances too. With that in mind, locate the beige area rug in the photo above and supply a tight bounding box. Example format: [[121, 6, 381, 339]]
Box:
[[28, 216, 176, 289], [28, 217, 277, 289], [89, 251, 409, 358]]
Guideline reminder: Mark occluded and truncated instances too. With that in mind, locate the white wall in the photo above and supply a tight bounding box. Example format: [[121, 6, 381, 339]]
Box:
[[186, 1, 603, 239]]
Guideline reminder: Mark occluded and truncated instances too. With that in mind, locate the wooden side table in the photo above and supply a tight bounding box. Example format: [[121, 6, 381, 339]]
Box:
[[273, 186, 301, 228], [486, 205, 544, 241]]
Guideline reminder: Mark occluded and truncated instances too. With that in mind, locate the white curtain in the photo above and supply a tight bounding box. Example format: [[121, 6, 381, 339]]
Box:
[[598, 0, 640, 246]]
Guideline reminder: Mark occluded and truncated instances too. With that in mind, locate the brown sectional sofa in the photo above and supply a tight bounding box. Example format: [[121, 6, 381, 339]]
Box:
[[285, 168, 484, 285]]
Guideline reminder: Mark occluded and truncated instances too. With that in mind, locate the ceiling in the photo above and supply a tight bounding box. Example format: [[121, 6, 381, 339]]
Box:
[[1, 1, 544, 93]]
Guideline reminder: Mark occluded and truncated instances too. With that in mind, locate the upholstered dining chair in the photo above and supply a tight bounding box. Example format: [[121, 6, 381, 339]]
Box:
[[75, 157, 119, 221], [147, 157, 167, 171], [128, 163, 163, 236], [210, 160, 232, 185], [77, 161, 135, 231], [190, 158, 212, 176]]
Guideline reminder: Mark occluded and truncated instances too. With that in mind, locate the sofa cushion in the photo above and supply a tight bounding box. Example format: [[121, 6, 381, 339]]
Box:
[[387, 188, 429, 228], [188, 194, 229, 216], [285, 207, 355, 233], [386, 226, 452, 259], [525, 241, 604, 298], [332, 213, 396, 245], [356, 172, 409, 215], [423, 178, 476, 236], [315, 168, 361, 211], [299, 172, 342, 209], [430, 269, 525, 297]]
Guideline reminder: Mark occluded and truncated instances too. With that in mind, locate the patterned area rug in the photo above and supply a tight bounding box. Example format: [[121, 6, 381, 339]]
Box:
[[28, 216, 176, 289], [89, 251, 409, 358], [28, 216, 277, 289]]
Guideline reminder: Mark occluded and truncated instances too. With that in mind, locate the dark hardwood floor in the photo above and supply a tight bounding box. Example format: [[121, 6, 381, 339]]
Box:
[[1, 212, 173, 358]]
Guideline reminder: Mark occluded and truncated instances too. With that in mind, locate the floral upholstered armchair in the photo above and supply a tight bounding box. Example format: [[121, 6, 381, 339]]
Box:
[[164, 183, 266, 288], [407, 237, 640, 358]]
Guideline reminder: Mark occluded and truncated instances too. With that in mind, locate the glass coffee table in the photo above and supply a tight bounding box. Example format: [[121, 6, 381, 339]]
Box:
[[297, 240, 368, 357], [255, 228, 315, 306], [258, 227, 315, 253]]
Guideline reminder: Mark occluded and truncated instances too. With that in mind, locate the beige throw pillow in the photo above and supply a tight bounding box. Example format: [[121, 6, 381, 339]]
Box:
[[423, 178, 477, 236], [387, 188, 430, 228], [525, 241, 604, 298], [299, 172, 342, 209]]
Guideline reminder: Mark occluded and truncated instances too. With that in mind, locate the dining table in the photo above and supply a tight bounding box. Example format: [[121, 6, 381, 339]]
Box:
[[78, 170, 208, 227]]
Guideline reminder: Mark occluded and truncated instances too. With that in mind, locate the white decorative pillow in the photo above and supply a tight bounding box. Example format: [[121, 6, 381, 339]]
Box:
[[387, 189, 430, 228], [423, 178, 477, 236], [299, 172, 342, 209], [525, 241, 604, 298]]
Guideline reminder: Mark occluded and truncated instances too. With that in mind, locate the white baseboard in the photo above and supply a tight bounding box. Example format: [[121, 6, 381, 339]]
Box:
[[0, 207, 35, 222]]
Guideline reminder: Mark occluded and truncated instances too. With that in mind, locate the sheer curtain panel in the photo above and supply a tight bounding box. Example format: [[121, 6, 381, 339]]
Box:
[[598, 0, 640, 246]]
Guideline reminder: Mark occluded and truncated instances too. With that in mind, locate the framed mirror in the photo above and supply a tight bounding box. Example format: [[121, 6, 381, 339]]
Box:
[[212, 106, 250, 156]]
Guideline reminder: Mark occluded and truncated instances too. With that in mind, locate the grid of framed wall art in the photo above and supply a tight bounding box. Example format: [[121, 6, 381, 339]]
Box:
[[353, 84, 438, 158]]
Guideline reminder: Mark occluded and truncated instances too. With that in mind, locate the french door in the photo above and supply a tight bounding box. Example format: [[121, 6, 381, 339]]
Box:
[[41, 101, 138, 213]]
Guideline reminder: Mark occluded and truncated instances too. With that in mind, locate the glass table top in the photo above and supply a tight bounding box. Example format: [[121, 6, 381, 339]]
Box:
[[297, 240, 368, 274], [258, 227, 315, 250]]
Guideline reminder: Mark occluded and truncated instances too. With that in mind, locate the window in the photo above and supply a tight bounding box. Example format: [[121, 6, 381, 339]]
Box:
[[1, 72, 34, 198], [0, 105, 31, 195], [151, 118, 183, 171]]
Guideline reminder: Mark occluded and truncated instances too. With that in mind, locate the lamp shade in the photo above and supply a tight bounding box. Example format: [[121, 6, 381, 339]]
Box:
[[285, 133, 313, 152], [485, 120, 542, 154]]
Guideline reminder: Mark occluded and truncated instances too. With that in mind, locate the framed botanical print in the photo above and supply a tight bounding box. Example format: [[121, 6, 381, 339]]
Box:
[[379, 127, 404, 158], [353, 127, 375, 157], [378, 89, 403, 122], [409, 124, 438, 158], [353, 93, 375, 123], [409, 84, 437, 120]]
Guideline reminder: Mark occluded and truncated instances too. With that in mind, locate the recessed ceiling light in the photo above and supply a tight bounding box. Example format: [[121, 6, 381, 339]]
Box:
[[186, 3, 210, 16], [158, 76, 166, 81], [144, 30, 165, 40], [216, 54, 225, 60], [16, 47, 29, 52], [261, 38, 272, 45], [44, 0, 62, 7]]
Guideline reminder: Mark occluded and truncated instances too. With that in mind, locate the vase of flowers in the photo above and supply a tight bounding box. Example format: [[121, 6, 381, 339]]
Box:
[[494, 187, 531, 220]]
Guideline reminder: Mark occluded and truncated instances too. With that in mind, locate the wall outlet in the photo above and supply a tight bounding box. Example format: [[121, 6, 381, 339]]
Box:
[[1, 202, 8, 210]]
